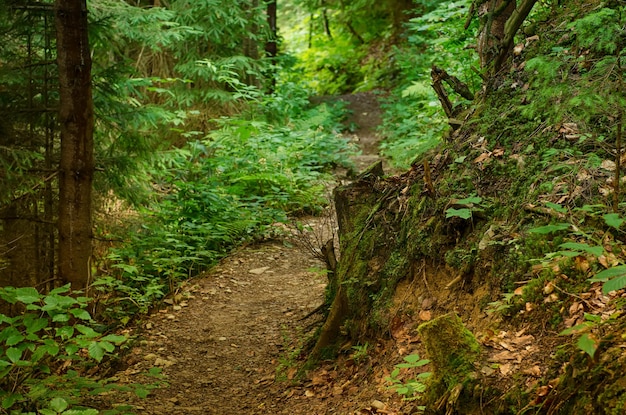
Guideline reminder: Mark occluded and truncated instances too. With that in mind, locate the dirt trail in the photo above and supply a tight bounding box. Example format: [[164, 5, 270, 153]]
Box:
[[118, 92, 390, 415]]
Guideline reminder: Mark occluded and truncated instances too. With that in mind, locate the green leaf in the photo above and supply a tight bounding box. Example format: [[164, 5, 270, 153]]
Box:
[[100, 334, 127, 344], [545, 202, 567, 213], [602, 275, 626, 294], [5, 347, 22, 363], [52, 313, 71, 323], [403, 354, 424, 364], [24, 317, 49, 334], [49, 284, 71, 295], [99, 341, 115, 353], [70, 308, 92, 321], [148, 367, 163, 376], [577, 333, 598, 358], [603, 213, 624, 229], [15, 287, 41, 304], [559, 242, 604, 257], [55, 326, 74, 340], [456, 196, 482, 205], [64, 410, 99, 415], [529, 223, 570, 234], [88, 342, 105, 362], [65, 344, 79, 356], [5, 334, 25, 346], [49, 397, 69, 412], [1, 393, 21, 409], [75, 324, 100, 338], [446, 208, 472, 219], [135, 388, 150, 398], [559, 322, 592, 336], [589, 265, 626, 282]]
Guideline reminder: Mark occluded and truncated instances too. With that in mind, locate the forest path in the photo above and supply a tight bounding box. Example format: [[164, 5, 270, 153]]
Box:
[[118, 92, 389, 415]]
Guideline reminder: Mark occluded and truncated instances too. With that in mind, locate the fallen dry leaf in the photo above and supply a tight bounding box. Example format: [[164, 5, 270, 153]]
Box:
[[499, 363, 513, 376], [522, 366, 542, 377]]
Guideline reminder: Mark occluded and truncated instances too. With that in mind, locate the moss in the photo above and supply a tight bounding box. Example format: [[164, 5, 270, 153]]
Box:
[[418, 313, 481, 402]]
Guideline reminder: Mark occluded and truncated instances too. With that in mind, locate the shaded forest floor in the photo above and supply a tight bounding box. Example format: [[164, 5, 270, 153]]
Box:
[[114, 93, 405, 414]]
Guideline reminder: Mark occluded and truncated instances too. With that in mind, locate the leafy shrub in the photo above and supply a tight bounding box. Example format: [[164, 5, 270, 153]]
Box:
[[379, 0, 479, 168], [0, 285, 159, 413], [97, 90, 355, 318]]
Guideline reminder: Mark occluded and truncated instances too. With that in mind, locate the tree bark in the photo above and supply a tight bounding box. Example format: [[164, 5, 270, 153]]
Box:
[[265, 0, 277, 93], [55, 0, 94, 291], [477, 0, 539, 73]]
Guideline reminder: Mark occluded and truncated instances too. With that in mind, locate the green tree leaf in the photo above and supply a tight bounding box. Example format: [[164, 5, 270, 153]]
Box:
[[602, 275, 626, 294], [5, 334, 25, 346], [577, 333, 598, 358], [100, 334, 127, 344], [529, 223, 570, 234], [70, 308, 92, 321], [15, 287, 41, 304], [24, 317, 49, 334], [589, 265, 626, 282], [446, 208, 472, 219], [49, 397, 69, 412], [56, 326, 75, 340], [135, 388, 150, 398], [1, 393, 21, 409], [603, 213, 624, 230], [88, 342, 105, 362], [5, 347, 22, 363], [559, 242, 604, 257], [75, 324, 100, 338]]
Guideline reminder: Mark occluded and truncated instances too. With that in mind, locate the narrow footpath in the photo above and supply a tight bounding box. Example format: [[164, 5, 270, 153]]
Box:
[[117, 93, 393, 415]]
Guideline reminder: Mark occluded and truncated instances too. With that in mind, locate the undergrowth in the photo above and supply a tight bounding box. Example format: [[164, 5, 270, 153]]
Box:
[[379, 0, 479, 168], [95, 80, 356, 320]]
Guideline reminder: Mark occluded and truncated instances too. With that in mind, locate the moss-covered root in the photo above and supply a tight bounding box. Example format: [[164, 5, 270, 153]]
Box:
[[418, 312, 481, 414]]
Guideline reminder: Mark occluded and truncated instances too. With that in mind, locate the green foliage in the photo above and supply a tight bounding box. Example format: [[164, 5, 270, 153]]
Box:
[[559, 313, 603, 358], [379, 0, 479, 167], [295, 35, 367, 95], [445, 195, 484, 220], [386, 353, 431, 405], [0, 285, 160, 413], [523, 6, 626, 130], [98, 87, 355, 318]]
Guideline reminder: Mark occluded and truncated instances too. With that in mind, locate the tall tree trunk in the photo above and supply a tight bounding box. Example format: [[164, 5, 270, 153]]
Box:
[[55, 0, 94, 291], [265, 0, 277, 93]]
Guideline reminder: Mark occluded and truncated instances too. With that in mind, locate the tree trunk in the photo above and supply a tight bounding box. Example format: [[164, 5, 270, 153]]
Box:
[[265, 0, 277, 93], [55, 0, 94, 291], [477, 0, 539, 74]]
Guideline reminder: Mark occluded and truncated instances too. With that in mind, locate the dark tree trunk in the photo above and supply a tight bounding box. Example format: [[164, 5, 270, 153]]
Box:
[[477, 0, 539, 74], [322, 8, 332, 40], [265, 0, 277, 93], [55, 0, 94, 291]]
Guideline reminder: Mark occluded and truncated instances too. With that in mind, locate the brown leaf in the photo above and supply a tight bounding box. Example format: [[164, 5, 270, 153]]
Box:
[[419, 310, 432, 321], [575, 256, 590, 273], [287, 367, 297, 380], [537, 385, 550, 397], [474, 152, 491, 164], [511, 335, 534, 347], [489, 350, 519, 361], [499, 363, 513, 376], [522, 365, 542, 377]]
